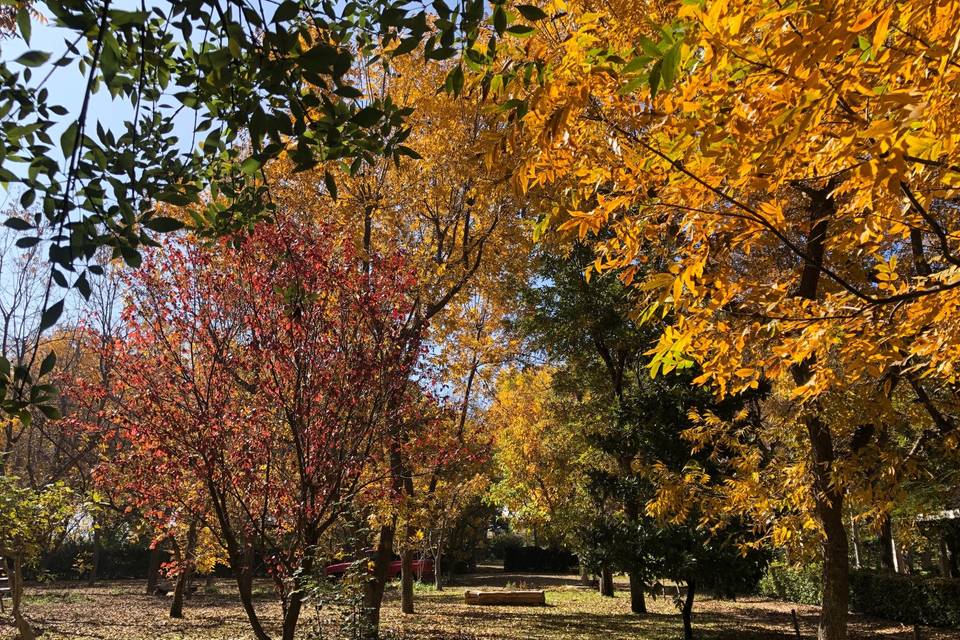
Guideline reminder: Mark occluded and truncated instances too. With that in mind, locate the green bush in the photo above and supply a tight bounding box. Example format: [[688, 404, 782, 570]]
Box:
[[758, 560, 823, 605], [850, 571, 960, 628]]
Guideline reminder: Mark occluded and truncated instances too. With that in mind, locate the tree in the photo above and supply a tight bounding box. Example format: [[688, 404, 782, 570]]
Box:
[[493, 2, 960, 638], [487, 367, 588, 550], [265, 47, 531, 624], [0, 0, 549, 425], [0, 475, 74, 640], [83, 214, 416, 640], [513, 241, 659, 608]]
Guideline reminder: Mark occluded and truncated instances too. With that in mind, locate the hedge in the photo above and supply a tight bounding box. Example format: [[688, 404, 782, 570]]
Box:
[[850, 571, 960, 628], [758, 560, 823, 605], [760, 562, 960, 629]]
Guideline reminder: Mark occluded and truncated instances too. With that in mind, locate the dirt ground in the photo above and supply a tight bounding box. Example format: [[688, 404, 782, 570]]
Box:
[[1, 570, 957, 640]]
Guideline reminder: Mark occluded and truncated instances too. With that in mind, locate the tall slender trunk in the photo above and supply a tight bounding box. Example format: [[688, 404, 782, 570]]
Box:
[[11, 553, 36, 640], [170, 521, 197, 619], [231, 543, 271, 640], [628, 571, 647, 613], [940, 533, 954, 578], [88, 526, 102, 585], [850, 516, 861, 570], [236, 562, 271, 640], [682, 579, 696, 640], [169, 566, 190, 618], [798, 406, 849, 640], [791, 182, 848, 640], [281, 586, 305, 640], [434, 551, 443, 590], [401, 538, 415, 613], [599, 567, 614, 597], [579, 562, 591, 587], [146, 543, 162, 594], [946, 536, 960, 578], [879, 516, 896, 571], [362, 522, 396, 639]]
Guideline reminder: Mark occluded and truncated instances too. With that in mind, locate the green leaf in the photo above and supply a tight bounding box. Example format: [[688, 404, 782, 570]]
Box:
[[17, 6, 31, 45], [15, 50, 50, 67], [392, 36, 421, 57], [39, 351, 56, 377], [39, 299, 64, 332], [506, 24, 536, 36], [4, 217, 33, 231], [638, 36, 661, 58], [622, 55, 651, 75], [351, 107, 384, 127], [396, 145, 422, 160], [273, 0, 300, 23], [649, 59, 663, 99], [15, 237, 40, 248], [445, 64, 465, 95], [493, 6, 507, 36], [37, 404, 60, 420], [240, 156, 262, 175], [60, 121, 79, 159], [324, 170, 338, 201], [119, 246, 142, 268], [75, 272, 91, 300], [144, 216, 184, 233], [156, 190, 194, 206], [19, 189, 35, 209], [516, 4, 548, 21], [662, 43, 681, 89], [618, 76, 645, 96]]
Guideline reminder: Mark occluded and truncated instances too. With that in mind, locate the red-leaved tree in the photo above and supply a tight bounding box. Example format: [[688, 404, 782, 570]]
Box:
[[84, 215, 417, 640]]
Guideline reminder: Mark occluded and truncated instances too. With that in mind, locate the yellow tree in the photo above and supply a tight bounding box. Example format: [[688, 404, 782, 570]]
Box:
[[487, 366, 589, 548], [476, 2, 960, 639]]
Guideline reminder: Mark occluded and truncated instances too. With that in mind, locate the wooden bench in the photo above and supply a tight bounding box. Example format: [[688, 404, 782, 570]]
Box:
[[464, 590, 546, 606]]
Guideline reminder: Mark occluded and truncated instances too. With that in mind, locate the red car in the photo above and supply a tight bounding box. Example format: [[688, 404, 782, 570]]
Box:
[[324, 552, 434, 580]]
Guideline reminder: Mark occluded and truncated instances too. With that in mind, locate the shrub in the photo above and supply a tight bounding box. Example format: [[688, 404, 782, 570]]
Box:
[[35, 540, 154, 580], [487, 531, 525, 561], [850, 570, 960, 628], [758, 560, 823, 605]]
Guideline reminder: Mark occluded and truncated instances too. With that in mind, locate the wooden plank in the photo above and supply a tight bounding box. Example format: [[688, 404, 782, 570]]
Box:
[[463, 590, 545, 606]]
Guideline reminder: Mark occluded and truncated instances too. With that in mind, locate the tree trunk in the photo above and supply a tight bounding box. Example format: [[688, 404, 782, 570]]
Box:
[[682, 578, 696, 640], [280, 586, 305, 640], [818, 523, 849, 640], [401, 546, 415, 614], [169, 566, 189, 618], [879, 516, 896, 571], [169, 522, 197, 619], [628, 571, 647, 614], [579, 562, 591, 587], [235, 556, 271, 640], [800, 411, 849, 640], [434, 551, 443, 591], [940, 533, 955, 578], [939, 534, 951, 578], [11, 553, 36, 640], [850, 516, 861, 570], [88, 526, 102, 585], [791, 183, 848, 640], [146, 543, 162, 595], [362, 522, 396, 639], [599, 566, 614, 597]]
